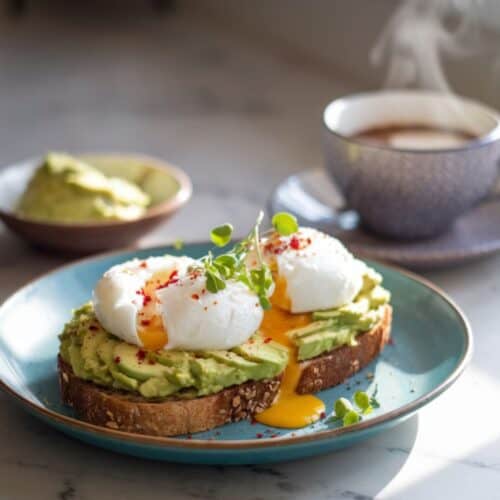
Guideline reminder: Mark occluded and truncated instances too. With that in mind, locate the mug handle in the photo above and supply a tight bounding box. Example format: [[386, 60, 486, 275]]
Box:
[[269, 169, 358, 233]]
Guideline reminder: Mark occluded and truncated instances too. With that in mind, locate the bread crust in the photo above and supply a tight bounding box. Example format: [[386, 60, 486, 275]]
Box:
[[58, 305, 391, 436], [58, 357, 281, 436]]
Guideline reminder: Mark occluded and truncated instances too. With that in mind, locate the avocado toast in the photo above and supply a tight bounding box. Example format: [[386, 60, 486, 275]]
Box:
[[58, 213, 391, 436]]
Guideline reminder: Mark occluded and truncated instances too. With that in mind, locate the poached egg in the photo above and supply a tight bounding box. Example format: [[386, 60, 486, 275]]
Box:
[[93, 255, 264, 351], [250, 228, 364, 428], [248, 227, 365, 313]]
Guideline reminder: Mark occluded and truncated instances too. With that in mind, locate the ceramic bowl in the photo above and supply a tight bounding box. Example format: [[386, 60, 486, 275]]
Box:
[[323, 90, 500, 240], [0, 153, 192, 253]]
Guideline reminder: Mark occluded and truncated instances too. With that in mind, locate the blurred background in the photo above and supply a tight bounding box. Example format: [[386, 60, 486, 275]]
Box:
[[1, 0, 499, 240]]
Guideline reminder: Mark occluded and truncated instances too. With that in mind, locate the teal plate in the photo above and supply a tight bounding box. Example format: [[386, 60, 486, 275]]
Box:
[[0, 243, 472, 464]]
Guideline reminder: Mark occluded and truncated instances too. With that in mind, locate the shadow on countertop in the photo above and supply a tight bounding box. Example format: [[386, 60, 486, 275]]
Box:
[[0, 400, 418, 500]]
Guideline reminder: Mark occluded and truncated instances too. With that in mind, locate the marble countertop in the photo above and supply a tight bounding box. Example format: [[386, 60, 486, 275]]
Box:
[[1, 4, 499, 499]]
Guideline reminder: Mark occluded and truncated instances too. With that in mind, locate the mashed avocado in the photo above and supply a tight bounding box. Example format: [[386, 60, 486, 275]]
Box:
[[16, 153, 150, 222], [59, 304, 289, 399], [58, 270, 389, 400], [288, 269, 390, 360]]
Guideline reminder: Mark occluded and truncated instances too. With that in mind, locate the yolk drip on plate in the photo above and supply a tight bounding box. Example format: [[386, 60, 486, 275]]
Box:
[[137, 269, 174, 351], [255, 275, 325, 428]]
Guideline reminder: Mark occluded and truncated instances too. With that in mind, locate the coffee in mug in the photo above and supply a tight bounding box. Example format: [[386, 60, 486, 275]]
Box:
[[353, 125, 476, 150]]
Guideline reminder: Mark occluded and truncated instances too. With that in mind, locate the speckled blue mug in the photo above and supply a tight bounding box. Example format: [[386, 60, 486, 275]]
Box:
[[323, 90, 500, 239]]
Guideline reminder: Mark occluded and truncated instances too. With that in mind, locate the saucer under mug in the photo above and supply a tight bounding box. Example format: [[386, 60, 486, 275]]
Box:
[[269, 167, 500, 270]]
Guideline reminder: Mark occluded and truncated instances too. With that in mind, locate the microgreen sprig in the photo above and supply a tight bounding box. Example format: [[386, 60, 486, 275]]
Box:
[[210, 223, 233, 247], [329, 385, 380, 427], [271, 212, 299, 236], [195, 211, 283, 308]]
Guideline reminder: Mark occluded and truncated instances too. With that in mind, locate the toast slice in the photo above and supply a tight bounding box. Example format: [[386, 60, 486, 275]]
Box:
[[58, 305, 391, 436]]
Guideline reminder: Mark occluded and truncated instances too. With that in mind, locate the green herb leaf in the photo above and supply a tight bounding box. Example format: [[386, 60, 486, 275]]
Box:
[[334, 397, 353, 418], [259, 295, 272, 310], [272, 212, 299, 236], [353, 391, 371, 411], [173, 239, 184, 250], [343, 410, 361, 426], [199, 212, 274, 306], [214, 254, 237, 268], [369, 385, 381, 409], [205, 270, 226, 293], [210, 223, 234, 247]]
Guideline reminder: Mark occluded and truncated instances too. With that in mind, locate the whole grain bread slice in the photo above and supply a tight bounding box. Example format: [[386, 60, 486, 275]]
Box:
[[58, 357, 281, 436], [58, 304, 391, 436]]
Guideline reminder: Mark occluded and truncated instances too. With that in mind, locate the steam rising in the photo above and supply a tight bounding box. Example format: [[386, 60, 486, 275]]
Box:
[[371, 0, 488, 92]]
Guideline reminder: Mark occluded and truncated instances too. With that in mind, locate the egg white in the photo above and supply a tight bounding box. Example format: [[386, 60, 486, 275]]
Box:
[[157, 274, 263, 351], [92, 255, 194, 347], [92, 255, 263, 351], [252, 227, 365, 313]]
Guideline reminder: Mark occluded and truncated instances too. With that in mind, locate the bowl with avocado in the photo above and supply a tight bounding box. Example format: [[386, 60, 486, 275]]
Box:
[[0, 152, 192, 253]]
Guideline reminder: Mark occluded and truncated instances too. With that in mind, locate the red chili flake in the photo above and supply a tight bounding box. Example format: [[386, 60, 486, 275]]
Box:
[[191, 293, 199, 300], [201, 288, 206, 295], [264, 337, 272, 344], [136, 288, 152, 306], [320, 412, 326, 419], [307, 237, 312, 245], [256, 433, 263, 439], [140, 319, 151, 326], [156, 270, 179, 290], [148, 359, 156, 365], [290, 235, 300, 250], [136, 349, 146, 362], [251, 420, 257, 425], [273, 246, 285, 255], [139, 261, 148, 269], [89, 325, 98, 331], [114, 356, 121, 364], [270, 434, 278, 438], [187, 434, 192, 440]]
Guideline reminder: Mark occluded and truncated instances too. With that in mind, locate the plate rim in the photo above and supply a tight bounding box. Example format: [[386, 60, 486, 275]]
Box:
[[0, 242, 473, 450]]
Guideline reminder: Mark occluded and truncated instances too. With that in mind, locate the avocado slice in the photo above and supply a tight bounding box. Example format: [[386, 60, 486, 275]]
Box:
[[295, 328, 357, 361], [312, 297, 370, 322], [286, 320, 333, 339], [361, 268, 382, 293], [81, 329, 112, 384], [68, 342, 87, 379], [205, 350, 259, 370], [232, 339, 288, 376], [96, 338, 138, 390], [113, 343, 171, 382], [154, 350, 196, 387], [139, 377, 180, 398], [367, 286, 391, 308], [189, 357, 240, 396]]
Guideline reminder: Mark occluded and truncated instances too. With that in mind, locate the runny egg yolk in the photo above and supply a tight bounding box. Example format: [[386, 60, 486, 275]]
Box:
[[255, 274, 325, 428], [137, 269, 174, 351]]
